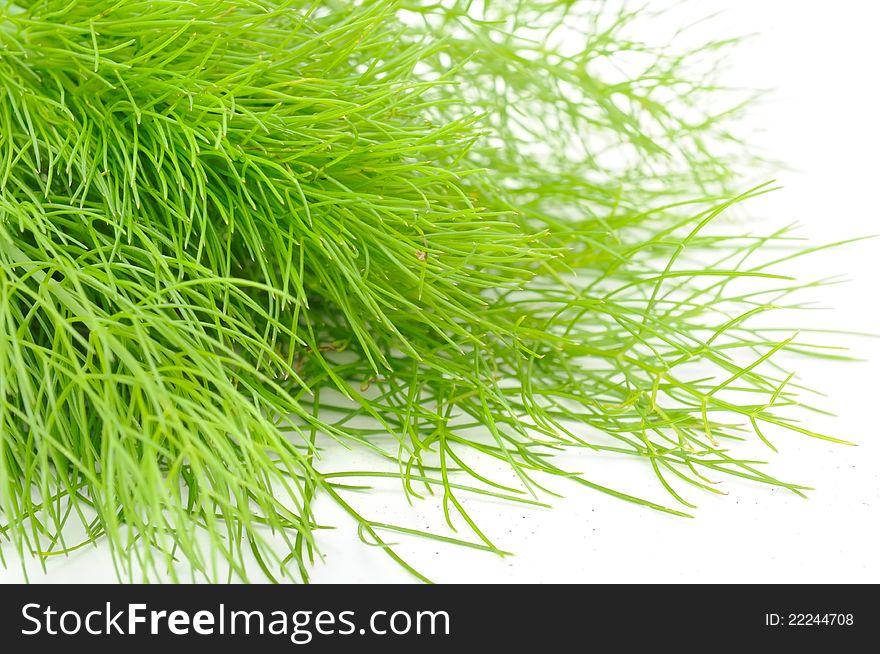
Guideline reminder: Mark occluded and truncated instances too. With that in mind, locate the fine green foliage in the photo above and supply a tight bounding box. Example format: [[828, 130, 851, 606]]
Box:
[[0, 0, 848, 582]]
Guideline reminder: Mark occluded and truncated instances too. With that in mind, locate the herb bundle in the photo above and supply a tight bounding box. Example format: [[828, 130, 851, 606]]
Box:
[[0, 0, 846, 582]]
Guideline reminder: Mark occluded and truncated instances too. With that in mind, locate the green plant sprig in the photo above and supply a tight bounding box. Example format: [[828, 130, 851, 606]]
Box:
[[0, 0, 848, 582]]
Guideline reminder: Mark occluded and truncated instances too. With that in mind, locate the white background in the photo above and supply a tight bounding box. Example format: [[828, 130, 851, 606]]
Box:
[[2, 0, 878, 584]]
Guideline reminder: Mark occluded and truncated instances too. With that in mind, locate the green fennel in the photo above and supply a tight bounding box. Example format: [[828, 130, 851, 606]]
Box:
[[0, 0, 852, 582]]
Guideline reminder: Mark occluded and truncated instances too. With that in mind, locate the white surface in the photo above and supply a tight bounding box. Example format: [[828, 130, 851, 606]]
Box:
[[2, 1, 878, 584]]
